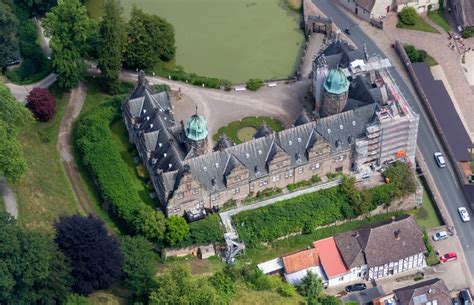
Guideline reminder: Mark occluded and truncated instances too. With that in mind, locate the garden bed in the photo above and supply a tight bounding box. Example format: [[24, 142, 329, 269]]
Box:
[[213, 116, 284, 144]]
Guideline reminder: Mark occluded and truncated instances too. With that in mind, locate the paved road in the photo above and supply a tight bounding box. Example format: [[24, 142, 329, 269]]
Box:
[[5, 73, 57, 103], [313, 0, 474, 278]]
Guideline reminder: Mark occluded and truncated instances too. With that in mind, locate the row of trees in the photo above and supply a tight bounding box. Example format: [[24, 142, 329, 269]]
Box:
[[41, 0, 175, 92]]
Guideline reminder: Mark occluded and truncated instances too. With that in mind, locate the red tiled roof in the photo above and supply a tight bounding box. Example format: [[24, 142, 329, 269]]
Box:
[[282, 248, 319, 274], [313, 237, 348, 278]]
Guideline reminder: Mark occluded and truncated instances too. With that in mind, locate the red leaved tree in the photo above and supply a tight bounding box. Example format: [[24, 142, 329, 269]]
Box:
[[26, 87, 56, 122]]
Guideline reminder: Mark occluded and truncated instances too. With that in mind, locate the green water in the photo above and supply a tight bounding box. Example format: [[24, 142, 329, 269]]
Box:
[[86, 0, 304, 83]]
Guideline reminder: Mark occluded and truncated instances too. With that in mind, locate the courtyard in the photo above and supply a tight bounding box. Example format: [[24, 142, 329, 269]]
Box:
[[85, 0, 305, 83]]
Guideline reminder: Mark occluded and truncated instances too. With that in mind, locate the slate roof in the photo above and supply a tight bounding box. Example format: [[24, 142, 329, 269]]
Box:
[[282, 248, 320, 274], [253, 123, 273, 139], [355, 0, 376, 11], [318, 40, 366, 69], [334, 215, 426, 268], [213, 134, 234, 151], [294, 109, 312, 127], [394, 278, 451, 305]]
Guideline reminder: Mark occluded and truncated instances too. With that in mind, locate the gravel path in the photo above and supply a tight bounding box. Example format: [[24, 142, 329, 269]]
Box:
[[0, 177, 18, 218]]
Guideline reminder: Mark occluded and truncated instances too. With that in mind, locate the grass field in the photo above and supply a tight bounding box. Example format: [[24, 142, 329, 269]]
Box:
[[85, 0, 304, 83], [231, 285, 306, 305], [213, 116, 284, 144], [428, 10, 451, 32], [410, 190, 443, 229], [13, 86, 81, 232], [397, 14, 439, 33]]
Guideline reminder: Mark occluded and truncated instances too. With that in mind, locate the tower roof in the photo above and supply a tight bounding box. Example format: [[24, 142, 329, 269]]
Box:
[[323, 68, 350, 94], [294, 108, 312, 126], [213, 134, 234, 151], [253, 123, 273, 139], [186, 114, 208, 141]]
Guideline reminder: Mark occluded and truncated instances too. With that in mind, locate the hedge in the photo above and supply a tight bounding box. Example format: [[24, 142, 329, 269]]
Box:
[[234, 170, 410, 246], [152, 65, 231, 89], [75, 97, 156, 234], [175, 214, 224, 247]]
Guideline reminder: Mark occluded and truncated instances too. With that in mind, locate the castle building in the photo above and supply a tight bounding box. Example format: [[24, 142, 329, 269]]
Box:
[[123, 40, 419, 219]]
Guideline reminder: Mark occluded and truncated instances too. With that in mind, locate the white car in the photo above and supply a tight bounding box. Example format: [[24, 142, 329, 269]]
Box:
[[432, 231, 448, 241], [458, 207, 471, 222], [434, 152, 446, 168]]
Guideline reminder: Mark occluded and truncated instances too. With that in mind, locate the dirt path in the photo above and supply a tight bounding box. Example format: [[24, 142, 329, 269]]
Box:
[[57, 82, 96, 215], [0, 177, 18, 218]]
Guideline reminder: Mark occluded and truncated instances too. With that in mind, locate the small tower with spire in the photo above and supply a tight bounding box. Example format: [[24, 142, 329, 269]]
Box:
[[185, 106, 209, 155]]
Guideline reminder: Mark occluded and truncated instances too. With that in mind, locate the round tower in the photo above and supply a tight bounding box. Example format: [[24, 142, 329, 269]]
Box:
[[185, 112, 208, 155], [322, 68, 350, 117]]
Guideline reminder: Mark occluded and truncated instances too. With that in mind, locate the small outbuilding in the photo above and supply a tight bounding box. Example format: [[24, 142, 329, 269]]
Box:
[[198, 245, 215, 260]]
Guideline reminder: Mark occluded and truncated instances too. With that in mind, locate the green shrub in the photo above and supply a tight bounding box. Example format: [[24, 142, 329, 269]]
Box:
[[209, 271, 236, 302], [246, 78, 264, 91], [153, 65, 231, 89], [278, 282, 298, 297], [399, 7, 418, 25], [383, 161, 416, 198], [287, 175, 321, 191], [404, 44, 427, 63], [175, 214, 224, 247], [462, 26, 474, 38]]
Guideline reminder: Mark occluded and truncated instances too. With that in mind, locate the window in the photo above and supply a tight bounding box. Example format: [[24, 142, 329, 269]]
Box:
[[177, 193, 184, 200], [211, 194, 220, 201], [272, 175, 281, 182], [192, 189, 199, 195], [234, 176, 241, 182], [311, 163, 320, 171], [250, 183, 254, 191], [298, 167, 304, 174], [259, 180, 268, 187], [336, 166, 343, 172], [233, 187, 240, 194]]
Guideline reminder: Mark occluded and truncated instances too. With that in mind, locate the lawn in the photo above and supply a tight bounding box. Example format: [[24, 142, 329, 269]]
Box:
[[12, 85, 81, 232], [231, 285, 306, 305], [424, 54, 438, 67], [85, 0, 304, 83], [410, 190, 443, 229], [428, 10, 451, 32], [397, 14, 439, 33], [213, 116, 284, 144]]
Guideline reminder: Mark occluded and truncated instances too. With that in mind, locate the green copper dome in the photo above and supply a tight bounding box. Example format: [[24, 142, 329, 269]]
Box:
[[323, 69, 349, 95], [186, 114, 208, 141]]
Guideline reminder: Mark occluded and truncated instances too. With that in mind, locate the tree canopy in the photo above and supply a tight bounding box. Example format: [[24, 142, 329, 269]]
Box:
[[54, 215, 123, 295], [124, 6, 175, 69], [165, 215, 189, 246], [16, 0, 57, 16], [0, 212, 72, 304], [297, 271, 324, 305], [398, 7, 417, 25], [133, 208, 166, 241], [0, 1, 19, 68], [97, 0, 126, 94], [43, 0, 94, 89], [26, 87, 56, 122]]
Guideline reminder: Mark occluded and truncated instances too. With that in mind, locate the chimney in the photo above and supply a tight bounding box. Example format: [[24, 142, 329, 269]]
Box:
[[394, 229, 401, 240]]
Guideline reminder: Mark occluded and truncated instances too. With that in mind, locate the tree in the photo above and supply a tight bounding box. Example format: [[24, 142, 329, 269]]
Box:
[[319, 295, 343, 305], [246, 78, 264, 91], [133, 207, 166, 241], [399, 7, 417, 26], [16, 0, 57, 16], [383, 161, 417, 198], [165, 215, 189, 246], [340, 176, 368, 215], [124, 6, 175, 69], [43, 0, 94, 89], [209, 270, 236, 302], [120, 236, 157, 299], [64, 294, 92, 305], [404, 44, 427, 63], [0, 1, 19, 68], [54, 215, 123, 295], [0, 81, 32, 181], [97, 0, 126, 94], [26, 87, 57, 122], [297, 271, 324, 305], [149, 265, 222, 305], [0, 212, 72, 304]]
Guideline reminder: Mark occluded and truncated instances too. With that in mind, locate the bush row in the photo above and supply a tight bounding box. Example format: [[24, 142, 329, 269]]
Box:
[[234, 164, 414, 246], [287, 175, 321, 192], [75, 97, 157, 234], [153, 65, 231, 89], [175, 215, 224, 247]]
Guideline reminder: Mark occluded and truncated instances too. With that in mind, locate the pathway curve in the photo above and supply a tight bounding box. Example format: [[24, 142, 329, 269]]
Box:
[[57, 82, 96, 215], [0, 177, 18, 218]]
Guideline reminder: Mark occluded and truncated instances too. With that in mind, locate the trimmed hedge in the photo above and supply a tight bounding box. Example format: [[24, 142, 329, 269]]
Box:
[[153, 65, 231, 89], [75, 97, 157, 234], [234, 173, 407, 246]]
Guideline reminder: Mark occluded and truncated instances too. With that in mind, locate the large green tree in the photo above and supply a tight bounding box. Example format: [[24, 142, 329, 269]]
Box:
[[124, 6, 175, 69], [297, 271, 324, 305], [43, 0, 94, 89], [165, 215, 189, 246], [97, 0, 126, 94], [16, 0, 57, 16], [133, 208, 166, 241], [0, 212, 72, 304], [149, 265, 222, 305], [0, 81, 32, 181], [0, 1, 19, 68]]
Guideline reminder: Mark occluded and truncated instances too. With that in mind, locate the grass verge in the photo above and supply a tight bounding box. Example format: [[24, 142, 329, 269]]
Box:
[[13, 85, 81, 233], [428, 10, 451, 32], [409, 190, 442, 229], [242, 211, 404, 263], [397, 15, 439, 33], [213, 116, 284, 144], [231, 284, 306, 305]]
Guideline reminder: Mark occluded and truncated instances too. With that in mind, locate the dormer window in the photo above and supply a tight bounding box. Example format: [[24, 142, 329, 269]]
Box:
[[254, 165, 260, 174], [159, 143, 162, 147], [215, 163, 219, 168], [339, 124, 343, 130], [146, 116, 150, 121], [203, 166, 207, 171], [328, 129, 331, 134], [163, 153, 167, 157], [245, 153, 250, 159], [168, 163, 172, 169], [258, 150, 262, 155], [150, 124, 154, 128], [143, 109, 147, 114], [151, 158, 157, 164], [289, 140, 293, 146], [297, 138, 302, 143], [352, 121, 356, 126]]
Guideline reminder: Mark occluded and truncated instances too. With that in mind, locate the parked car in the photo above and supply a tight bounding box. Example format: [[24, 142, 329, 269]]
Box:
[[458, 207, 471, 222], [434, 152, 446, 168], [440, 252, 457, 263], [432, 231, 448, 241], [459, 289, 472, 305], [345, 283, 367, 292], [453, 297, 461, 305]]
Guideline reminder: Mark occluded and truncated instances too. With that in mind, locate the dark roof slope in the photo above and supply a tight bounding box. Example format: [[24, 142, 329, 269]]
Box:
[[394, 278, 451, 305], [412, 63, 472, 161]]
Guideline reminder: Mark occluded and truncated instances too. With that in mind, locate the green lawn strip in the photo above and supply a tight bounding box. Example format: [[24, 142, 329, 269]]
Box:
[[231, 284, 306, 305], [427, 10, 451, 32], [397, 15, 439, 33], [242, 211, 405, 264], [408, 190, 442, 229], [424, 54, 438, 67], [14, 85, 81, 232], [213, 116, 284, 144]]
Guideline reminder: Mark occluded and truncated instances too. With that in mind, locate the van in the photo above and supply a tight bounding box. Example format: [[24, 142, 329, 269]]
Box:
[[459, 289, 472, 305]]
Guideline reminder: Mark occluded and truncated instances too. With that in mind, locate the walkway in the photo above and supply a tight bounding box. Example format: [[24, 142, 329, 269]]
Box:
[[0, 177, 18, 218], [57, 82, 95, 215]]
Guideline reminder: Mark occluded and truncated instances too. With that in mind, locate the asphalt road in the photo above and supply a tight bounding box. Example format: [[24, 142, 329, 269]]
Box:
[[313, 0, 474, 276]]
